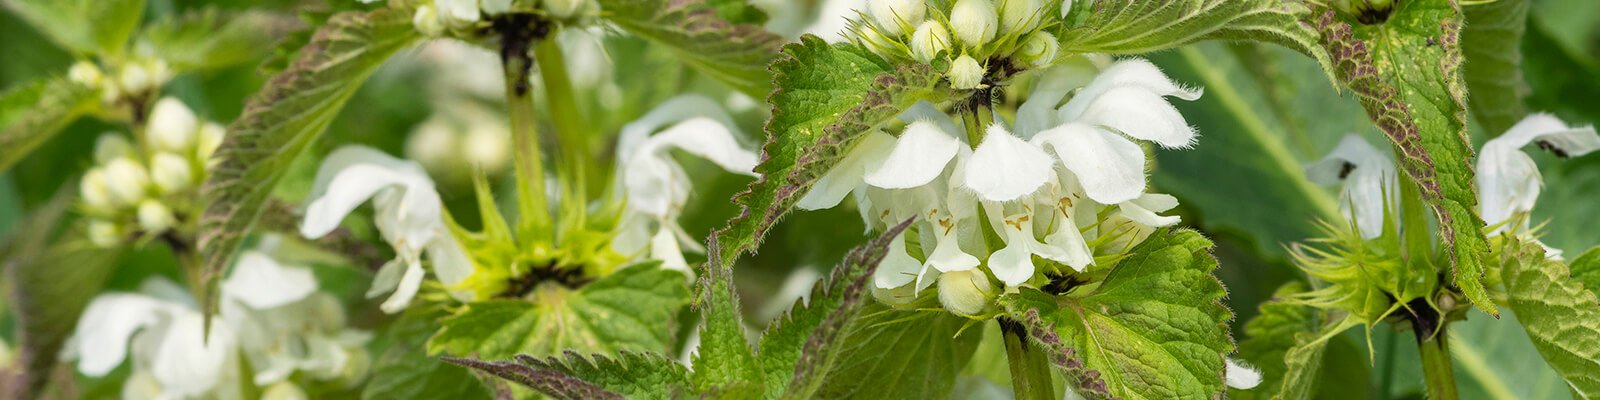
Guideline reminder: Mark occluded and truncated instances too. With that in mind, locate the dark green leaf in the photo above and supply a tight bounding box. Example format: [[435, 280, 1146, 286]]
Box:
[[689, 235, 764, 395], [811, 300, 982, 399], [598, 0, 786, 98], [444, 351, 693, 400], [1462, 0, 1531, 136]]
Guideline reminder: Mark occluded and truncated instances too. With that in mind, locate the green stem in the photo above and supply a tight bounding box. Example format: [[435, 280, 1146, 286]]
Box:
[[499, 18, 552, 243], [533, 33, 590, 234], [961, 90, 995, 146], [1418, 332, 1460, 400], [1000, 319, 1056, 400]]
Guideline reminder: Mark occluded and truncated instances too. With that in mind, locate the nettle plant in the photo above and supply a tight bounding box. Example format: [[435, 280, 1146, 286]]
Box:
[[3, 0, 1599, 399]]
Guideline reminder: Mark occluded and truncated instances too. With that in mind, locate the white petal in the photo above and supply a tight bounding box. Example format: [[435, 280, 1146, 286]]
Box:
[[926, 221, 980, 273], [366, 260, 406, 300], [986, 240, 1035, 287], [1042, 214, 1094, 271], [898, 101, 964, 139], [610, 212, 652, 256], [1478, 114, 1600, 230], [1225, 358, 1263, 389], [149, 312, 234, 398], [1059, 58, 1201, 122], [307, 146, 428, 205], [873, 231, 923, 289], [617, 95, 740, 163], [1119, 198, 1181, 227], [1493, 113, 1600, 157], [650, 228, 690, 272], [378, 261, 426, 313], [1304, 134, 1391, 185], [963, 125, 1054, 202], [797, 131, 897, 210], [1074, 86, 1195, 149], [641, 117, 759, 176], [427, 234, 476, 288], [864, 121, 962, 189], [72, 294, 173, 376], [223, 251, 318, 309], [1305, 135, 1396, 238], [1033, 123, 1147, 204], [302, 152, 433, 239]]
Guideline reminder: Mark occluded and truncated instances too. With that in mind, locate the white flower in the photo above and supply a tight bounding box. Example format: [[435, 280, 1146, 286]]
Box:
[[80, 168, 114, 212], [301, 146, 475, 312], [147, 97, 199, 154], [150, 153, 194, 194], [1225, 357, 1262, 389], [612, 95, 760, 271], [1304, 134, 1397, 239], [94, 133, 135, 164], [137, 200, 174, 232], [197, 122, 226, 164], [413, 5, 445, 36], [910, 20, 953, 63], [868, 0, 926, 36], [479, 0, 512, 15], [69, 278, 238, 399], [950, 0, 999, 47], [69, 61, 103, 87], [1000, 0, 1043, 34], [1477, 113, 1599, 235], [938, 268, 996, 316], [103, 157, 151, 207], [545, 0, 586, 19], [435, 0, 480, 28], [950, 55, 986, 89]]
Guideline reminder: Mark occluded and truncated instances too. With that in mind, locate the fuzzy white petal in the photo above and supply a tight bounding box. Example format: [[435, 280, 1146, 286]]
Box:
[[650, 228, 690, 272], [864, 121, 962, 188], [223, 251, 318, 309], [1306, 135, 1396, 238], [617, 95, 740, 162], [149, 312, 233, 398], [964, 125, 1054, 201], [1478, 114, 1600, 230], [1074, 86, 1196, 149], [1059, 58, 1201, 123], [72, 294, 172, 377], [1225, 358, 1263, 389], [1119, 196, 1182, 227], [1033, 123, 1147, 204], [378, 261, 426, 313], [874, 231, 923, 289], [797, 131, 897, 210]]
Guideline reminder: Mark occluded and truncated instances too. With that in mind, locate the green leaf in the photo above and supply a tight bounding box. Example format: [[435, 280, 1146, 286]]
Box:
[[2, 0, 145, 55], [444, 351, 693, 400], [1311, 3, 1497, 316], [139, 8, 303, 72], [705, 0, 768, 25], [0, 76, 97, 173], [689, 235, 764, 395], [1235, 282, 1316, 398], [1569, 248, 1600, 295], [1500, 237, 1600, 397], [759, 220, 910, 400], [598, 0, 785, 99], [1061, 0, 1333, 82], [1000, 228, 1234, 399], [1448, 309, 1577, 400], [1462, 0, 1531, 136], [196, 5, 421, 321], [811, 300, 983, 399], [364, 302, 494, 400], [429, 262, 690, 360]]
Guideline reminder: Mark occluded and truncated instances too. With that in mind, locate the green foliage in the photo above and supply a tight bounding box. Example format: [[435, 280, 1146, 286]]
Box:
[[1059, 0, 1333, 82], [139, 8, 302, 73], [1312, 2, 1497, 316], [0, 76, 96, 173], [1235, 282, 1316, 399], [1569, 248, 1600, 294], [428, 263, 690, 360], [2, 0, 145, 56], [444, 352, 693, 399], [1461, 0, 1531, 136], [1500, 238, 1600, 398], [598, 0, 786, 99], [1000, 229, 1234, 399], [811, 300, 982, 399], [197, 5, 421, 321], [364, 302, 494, 400]]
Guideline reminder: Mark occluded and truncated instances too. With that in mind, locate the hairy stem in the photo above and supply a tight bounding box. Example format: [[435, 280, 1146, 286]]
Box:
[[961, 89, 995, 147], [533, 32, 591, 234], [498, 15, 553, 243], [1417, 331, 1459, 400], [1000, 319, 1056, 400]]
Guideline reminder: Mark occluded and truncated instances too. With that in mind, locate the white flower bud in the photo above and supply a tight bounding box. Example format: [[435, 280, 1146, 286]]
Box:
[[80, 168, 114, 211], [147, 60, 171, 89], [869, 0, 927, 37], [909, 21, 953, 63], [150, 153, 194, 193], [336, 345, 373, 388], [413, 5, 444, 36], [89, 220, 123, 247], [94, 133, 135, 164], [197, 122, 226, 164], [1018, 31, 1059, 67], [871, 282, 918, 306], [480, 0, 512, 15], [118, 64, 150, 93], [405, 118, 457, 169], [1060, 0, 1074, 17], [938, 269, 995, 316], [99, 81, 121, 105], [147, 98, 199, 154], [137, 200, 175, 233], [949, 55, 985, 89], [436, 0, 481, 28], [260, 381, 309, 400], [463, 123, 511, 173], [545, 0, 586, 19], [102, 157, 150, 207], [68, 61, 103, 87], [1000, 0, 1042, 34], [859, 26, 899, 57], [950, 0, 999, 47]]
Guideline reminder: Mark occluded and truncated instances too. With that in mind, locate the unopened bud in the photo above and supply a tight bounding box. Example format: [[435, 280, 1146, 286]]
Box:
[[435, 0, 481, 28], [102, 158, 150, 207], [909, 21, 952, 63], [80, 169, 114, 211], [405, 118, 456, 169], [137, 200, 174, 233], [150, 153, 194, 193], [949, 55, 985, 89], [69, 61, 103, 87], [937, 269, 995, 316], [118, 64, 150, 93], [260, 381, 310, 400], [1000, 0, 1043, 34], [859, 26, 899, 58], [463, 123, 511, 172], [545, 0, 585, 19], [147, 98, 199, 154], [197, 122, 226, 164], [869, 0, 927, 37], [1018, 32, 1059, 67], [480, 0, 512, 15], [413, 5, 444, 36], [89, 220, 123, 247], [94, 134, 135, 164], [950, 0, 998, 47]]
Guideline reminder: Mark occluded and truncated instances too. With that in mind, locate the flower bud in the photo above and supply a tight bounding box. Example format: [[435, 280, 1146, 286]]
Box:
[[1060, 0, 1075, 18], [102, 157, 150, 207], [463, 123, 511, 173], [909, 21, 953, 63], [436, 0, 481, 28], [937, 269, 996, 316], [94, 133, 135, 164], [950, 0, 999, 47], [1000, 0, 1042, 34], [150, 153, 194, 193], [405, 118, 457, 169], [949, 55, 985, 89], [197, 122, 226, 164], [868, 0, 927, 37], [480, 0, 512, 15], [118, 64, 150, 94], [69, 61, 103, 87], [260, 381, 310, 400], [858, 26, 899, 58], [413, 5, 444, 36], [545, 0, 585, 19], [137, 200, 175, 233], [89, 220, 123, 247], [80, 168, 114, 211], [147, 98, 199, 154], [1017, 32, 1059, 67]]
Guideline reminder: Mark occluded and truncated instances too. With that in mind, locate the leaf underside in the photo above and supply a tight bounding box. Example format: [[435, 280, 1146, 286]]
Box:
[[1500, 239, 1600, 398], [598, 0, 786, 99], [1063, 0, 1335, 83]]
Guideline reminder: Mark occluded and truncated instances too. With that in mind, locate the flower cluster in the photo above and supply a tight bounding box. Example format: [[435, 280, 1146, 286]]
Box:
[[849, 0, 1064, 89], [411, 0, 597, 36], [68, 58, 171, 108], [799, 56, 1202, 317], [79, 98, 224, 247]]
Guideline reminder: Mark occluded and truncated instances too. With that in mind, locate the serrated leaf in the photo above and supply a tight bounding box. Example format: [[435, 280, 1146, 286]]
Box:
[[1061, 0, 1334, 82], [810, 300, 982, 399], [139, 8, 303, 72], [1000, 228, 1234, 399], [689, 235, 764, 395], [1500, 238, 1600, 397], [598, 0, 785, 99], [1461, 0, 1531, 137], [196, 5, 421, 322], [445, 351, 693, 400], [364, 302, 494, 400], [1312, 3, 1497, 316], [2, 0, 145, 55], [1234, 282, 1315, 399], [0, 76, 97, 173], [759, 220, 910, 400], [429, 262, 689, 361]]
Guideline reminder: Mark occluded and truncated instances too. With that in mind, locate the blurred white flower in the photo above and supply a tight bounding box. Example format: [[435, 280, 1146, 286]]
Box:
[[147, 97, 199, 155], [1225, 357, 1262, 389], [1304, 134, 1397, 240]]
